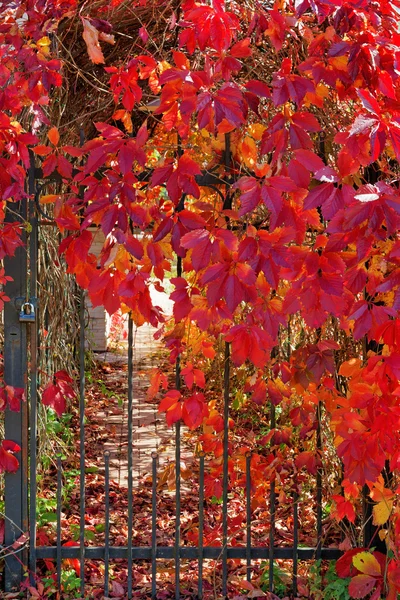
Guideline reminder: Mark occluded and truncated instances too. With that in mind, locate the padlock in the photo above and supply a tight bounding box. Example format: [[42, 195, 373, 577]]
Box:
[[19, 302, 35, 323]]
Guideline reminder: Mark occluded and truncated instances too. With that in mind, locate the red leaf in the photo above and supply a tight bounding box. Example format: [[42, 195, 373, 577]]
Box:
[[42, 371, 75, 417], [295, 450, 320, 474], [245, 80, 271, 98], [119, 144, 135, 175], [181, 229, 212, 270], [348, 574, 377, 599], [158, 390, 182, 426], [294, 149, 325, 172], [4, 386, 25, 412], [304, 182, 335, 210], [62, 541, 81, 576], [182, 393, 207, 429], [42, 384, 66, 417], [111, 580, 125, 597], [336, 549, 368, 578], [153, 217, 173, 242], [230, 38, 252, 58], [125, 234, 144, 260], [42, 154, 57, 177], [178, 209, 206, 230], [357, 89, 381, 116], [57, 155, 72, 179], [0, 440, 20, 473], [139, 26, 149, 42], [234, 176, 261, 216]]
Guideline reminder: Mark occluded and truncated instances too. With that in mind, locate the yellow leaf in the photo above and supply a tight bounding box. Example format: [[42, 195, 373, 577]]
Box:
[[37, 36, 51, 47], [158, 60, 172, 74], [37, 36, 51, 56], [40, 194, 59, 205], [370, 477, 394, 526], [373, 499, 393, 526], [247, 123, 266, 141], [378, 529, 388, 541], [352, 552, 381, 577]]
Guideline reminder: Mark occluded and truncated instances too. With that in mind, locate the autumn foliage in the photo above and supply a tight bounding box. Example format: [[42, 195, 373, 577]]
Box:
[[2, 0, 400, 595]]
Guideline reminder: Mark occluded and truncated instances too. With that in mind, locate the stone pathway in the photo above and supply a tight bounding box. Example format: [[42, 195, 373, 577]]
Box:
[[91, 289, 184, 488]]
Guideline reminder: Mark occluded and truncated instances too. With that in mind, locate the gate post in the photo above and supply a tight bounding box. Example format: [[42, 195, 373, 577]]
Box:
[[3, 195, 28, 591]]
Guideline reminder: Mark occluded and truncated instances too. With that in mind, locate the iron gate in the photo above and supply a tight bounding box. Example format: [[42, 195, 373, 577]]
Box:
[[2, 146, 344, 599]]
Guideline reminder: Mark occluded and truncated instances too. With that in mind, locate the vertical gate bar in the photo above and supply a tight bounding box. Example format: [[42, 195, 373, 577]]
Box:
[[269, 403, 276, 592], [104, 451, 110, 596], [246, 453, 251, 582], [175, 418, 181, 600], [198, 453, 205, 599], [175, 255, 182, 600], [151, 452, 157, 600], [29, 152, 38, 583], [175, 416, 181, 599], [4, 192, 27, 592], [316, 402, 322, 560], [362, 484, 371, 547], [269, 481, 276, 591], [56, 456, 62, 593], [222, 342, 230, 598], [79, 289, 86, 595], [127, 315, 133, 598], [292, 490, 299, 597]]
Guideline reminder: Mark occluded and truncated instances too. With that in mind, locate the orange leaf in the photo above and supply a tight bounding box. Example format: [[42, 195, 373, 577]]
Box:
[[158, 390, 182, 426], [82, 18, 105, 64], [339, 358, 362, 378], [40, 194, 59, 205], [48, 127, 60, 146], [113, 109, 133, 133], [33, 145, 52, 156], [239, 580, 254, 591]]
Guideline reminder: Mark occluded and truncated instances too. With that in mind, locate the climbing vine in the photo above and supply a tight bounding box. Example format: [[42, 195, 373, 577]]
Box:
[[2, 0, 400, 595]]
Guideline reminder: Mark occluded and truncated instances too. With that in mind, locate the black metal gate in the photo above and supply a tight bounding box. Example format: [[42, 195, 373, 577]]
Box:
[[2, 149, 343, 599]]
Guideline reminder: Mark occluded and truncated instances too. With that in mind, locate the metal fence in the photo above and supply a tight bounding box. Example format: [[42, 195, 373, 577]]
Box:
[[2, 141, 344, 599]]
